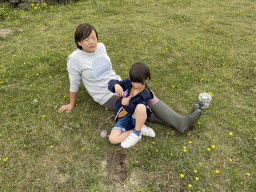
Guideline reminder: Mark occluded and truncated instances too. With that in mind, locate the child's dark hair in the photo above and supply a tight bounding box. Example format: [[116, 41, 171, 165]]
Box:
[[129, 62, 151, 84], [74, 23, 98, 50]]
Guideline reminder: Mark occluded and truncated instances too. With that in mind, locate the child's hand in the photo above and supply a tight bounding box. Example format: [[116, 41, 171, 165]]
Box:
[[121, 96, 132, 106], [114, 84, 123, 96]]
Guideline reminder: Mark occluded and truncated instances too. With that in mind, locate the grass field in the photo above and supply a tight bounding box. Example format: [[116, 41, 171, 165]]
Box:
[[0, 0, 255, 191]]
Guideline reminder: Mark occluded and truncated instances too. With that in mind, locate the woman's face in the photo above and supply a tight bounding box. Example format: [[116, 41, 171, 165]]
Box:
[[78, 30, 98, 53]]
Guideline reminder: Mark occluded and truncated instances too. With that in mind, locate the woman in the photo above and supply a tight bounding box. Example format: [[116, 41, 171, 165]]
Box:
[[58, 23, 201, 133]]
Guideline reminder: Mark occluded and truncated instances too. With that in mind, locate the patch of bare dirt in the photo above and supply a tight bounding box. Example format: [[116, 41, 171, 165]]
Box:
[[106, 150, 127, 181], [103, 151, 186, 191], [128, 162, 186, 191]]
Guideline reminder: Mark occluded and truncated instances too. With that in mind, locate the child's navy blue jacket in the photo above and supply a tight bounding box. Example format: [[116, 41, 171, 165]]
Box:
[[108, 79, 153, 121]]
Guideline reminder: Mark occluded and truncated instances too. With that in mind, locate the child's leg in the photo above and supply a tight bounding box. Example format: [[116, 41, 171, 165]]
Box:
[[120, 104, 146, 148], [134, 104, 147, 132], [109, 129, 133, 144]]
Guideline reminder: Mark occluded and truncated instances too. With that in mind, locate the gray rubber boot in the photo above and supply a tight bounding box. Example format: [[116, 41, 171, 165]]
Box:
[[187, 104, 199, 116], [186, 104, 200, 130], [151, 101, 201, 133], [148, 103, 199, 125]]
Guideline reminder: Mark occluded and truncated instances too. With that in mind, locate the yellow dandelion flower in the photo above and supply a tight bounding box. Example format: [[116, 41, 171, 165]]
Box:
[[211, 145, 215, 149], [198, 122, 202, 124], [183, 149, 187, 152], [207, 148, 211, 151], [180, 174, 184, 177], [170, 153, 173, 156], [188, 184, 192, 187], [82, 148, 84, 151], [229, 159, 232, 162], [194, 170, 197, 173], [42, 115, 46, 118], [152, 142, 155, 144], [216, 170, 219, 173], [50, 145, 53, 148], [209, 92, 214, 96], [189, 141, 192, 144], [196, 177, 199, 180], [4, 157, 8, 162], [247, 173, 250, 176], [229, 132, 233, 135]]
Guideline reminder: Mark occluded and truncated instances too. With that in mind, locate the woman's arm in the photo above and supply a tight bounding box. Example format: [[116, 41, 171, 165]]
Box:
[[58, 91, 77, 113]]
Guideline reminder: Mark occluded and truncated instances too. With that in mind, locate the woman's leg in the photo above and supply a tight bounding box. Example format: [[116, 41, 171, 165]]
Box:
[[148, 91, 201, 133], [102, 94, 119, 111]]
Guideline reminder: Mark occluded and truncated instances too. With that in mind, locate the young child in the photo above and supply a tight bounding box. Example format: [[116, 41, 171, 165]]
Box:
[[108, 62, 155, 148]]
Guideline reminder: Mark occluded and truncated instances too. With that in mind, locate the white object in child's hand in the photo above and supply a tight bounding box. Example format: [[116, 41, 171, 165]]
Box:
[[100, 129, 108, 137], [198, 93, 212, 109]]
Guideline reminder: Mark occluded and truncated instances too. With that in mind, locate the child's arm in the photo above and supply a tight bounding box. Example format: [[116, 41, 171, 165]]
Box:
[[114, 84, 124, 97], [121, 96, 132, 106], [108, 79, 129, 96]]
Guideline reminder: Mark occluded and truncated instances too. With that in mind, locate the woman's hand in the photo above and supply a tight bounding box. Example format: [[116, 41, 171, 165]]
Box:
[[58, 103, 74, 113], [121, 96, 132, 106], [58, 91, 77, 113], [114, 84, 123, 97]]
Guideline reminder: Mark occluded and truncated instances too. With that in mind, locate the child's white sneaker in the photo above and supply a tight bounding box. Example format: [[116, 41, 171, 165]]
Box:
[[141, 125, 155, 137], [121, 132, 142, 148]]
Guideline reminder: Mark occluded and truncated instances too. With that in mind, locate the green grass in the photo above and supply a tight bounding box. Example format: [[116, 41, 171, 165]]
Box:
[[1, 0, 255, 191]]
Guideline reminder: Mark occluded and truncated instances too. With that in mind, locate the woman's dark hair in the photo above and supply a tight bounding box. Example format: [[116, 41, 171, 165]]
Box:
[[74, 23, 98, 50], [129, 62, 151, 84]]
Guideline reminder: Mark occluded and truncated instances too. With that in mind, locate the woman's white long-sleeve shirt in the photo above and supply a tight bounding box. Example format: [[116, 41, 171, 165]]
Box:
[[67, 43, 121, 105]]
